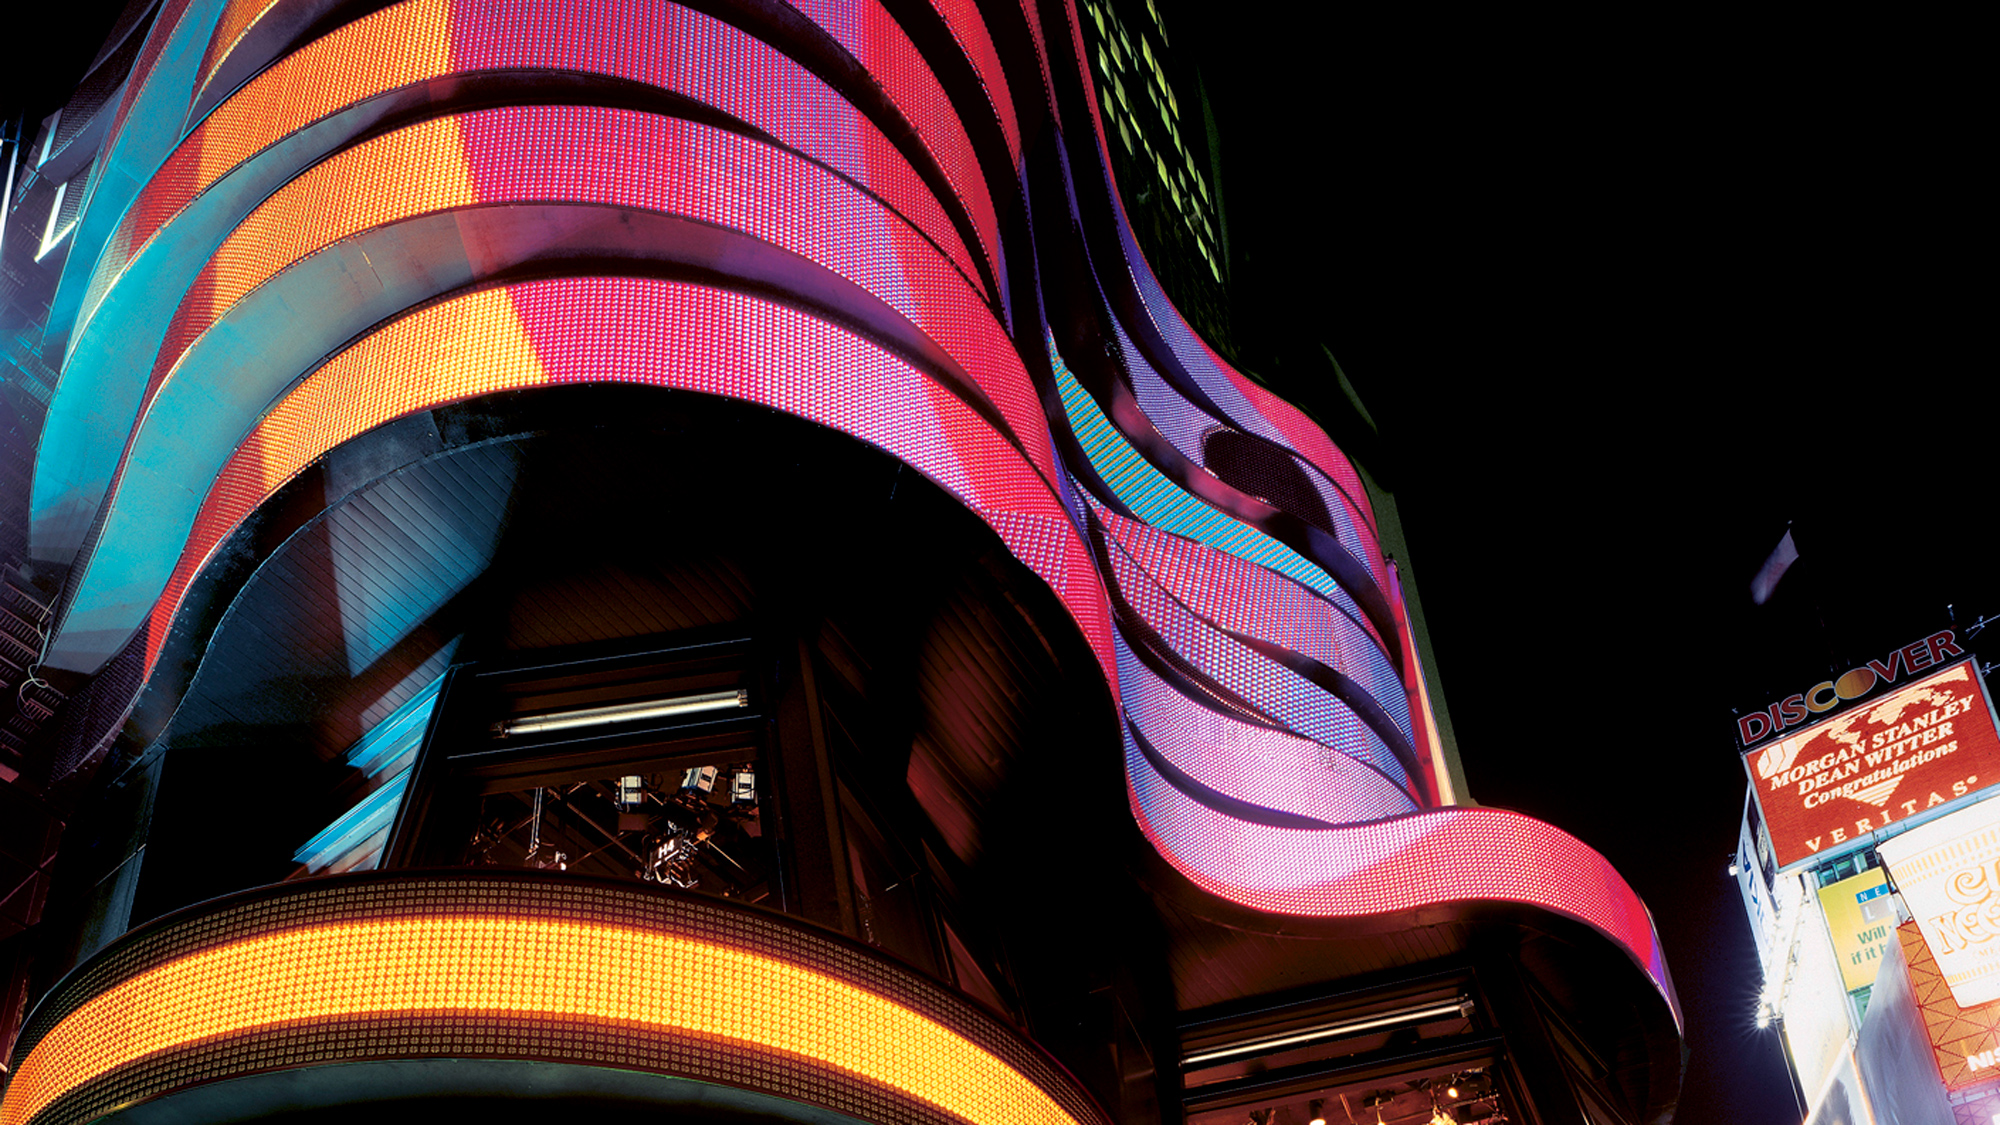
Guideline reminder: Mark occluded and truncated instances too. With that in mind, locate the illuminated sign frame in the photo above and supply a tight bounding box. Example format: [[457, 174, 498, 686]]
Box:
[[1743, 658, 2000, 871]]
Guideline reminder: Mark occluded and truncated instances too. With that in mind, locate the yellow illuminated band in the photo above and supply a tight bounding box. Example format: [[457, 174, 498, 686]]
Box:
[[3, 917, 1083, 1125]]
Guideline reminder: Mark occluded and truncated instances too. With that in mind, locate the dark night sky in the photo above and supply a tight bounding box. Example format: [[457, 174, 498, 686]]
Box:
[[4, 6, 1981, 1123], [1166, 7, 1983, 1124]]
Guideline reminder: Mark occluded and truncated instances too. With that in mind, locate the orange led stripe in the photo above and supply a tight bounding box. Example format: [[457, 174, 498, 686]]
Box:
[[2, 916, 1083, 1125]]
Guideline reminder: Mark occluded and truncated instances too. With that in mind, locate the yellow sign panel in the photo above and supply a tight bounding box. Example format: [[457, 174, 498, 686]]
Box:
[[1817, 867, 1898, 993]]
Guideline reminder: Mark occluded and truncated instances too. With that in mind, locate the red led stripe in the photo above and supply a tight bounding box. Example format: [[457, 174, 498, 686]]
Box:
[[925, 0, 1021, 166]]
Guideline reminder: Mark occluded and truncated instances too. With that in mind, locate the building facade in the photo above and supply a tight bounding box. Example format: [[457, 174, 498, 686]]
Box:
[[0, 1, 1680, 1123]]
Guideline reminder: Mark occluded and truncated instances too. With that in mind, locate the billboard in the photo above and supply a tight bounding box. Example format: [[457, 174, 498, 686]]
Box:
[[1744, 659, 2000, 870], [1738, 629, 1965, 749], [1879, 796, 2000, 1009], [1816, 867, 1898, 993]]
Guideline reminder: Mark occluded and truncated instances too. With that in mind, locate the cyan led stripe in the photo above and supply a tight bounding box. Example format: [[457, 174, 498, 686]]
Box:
[[293, 769, 409, 869], [1046, 335, 1359, 615], [344, 671, 446, 778]]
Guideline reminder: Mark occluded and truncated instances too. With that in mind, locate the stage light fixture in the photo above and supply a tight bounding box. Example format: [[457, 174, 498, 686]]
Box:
[[1309, 1099, 1326, 1125]]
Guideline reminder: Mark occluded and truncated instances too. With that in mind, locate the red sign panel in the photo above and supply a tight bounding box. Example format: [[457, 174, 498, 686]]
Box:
[[1745, 660, 2000, 869]]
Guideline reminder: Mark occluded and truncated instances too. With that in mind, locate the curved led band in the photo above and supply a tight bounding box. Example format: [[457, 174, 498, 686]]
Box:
[[926, 0, 1022, 165], [42, 0, 1014, 574], [779, 0, 1004, 299], [1097, 518, 1407, 789], [2, 915, 1085, 1125], [1097, 505, 1403, 735], [53, 102, 1069, 677], [143, 278, 1112, 694], [92, 0, 985, 324], [132, 105, 1030, 436], [1124, 743, 1679, 1026], [1048, 340, 1384, 655], [168, 0, 1000, 300]]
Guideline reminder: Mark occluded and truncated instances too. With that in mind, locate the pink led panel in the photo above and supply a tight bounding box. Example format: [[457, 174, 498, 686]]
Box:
[[130, 103, 1052, 477], [86, 0, 987, 335], [776, 0, 1005, 297], [923, 0, 1022, 166], [1125, 742, 1678, 1022], [143, 277, 1114, 697], [1115, 636, 1417, 826], [1097, 515, 1406, 790], [1098, 503, 1404, 741]]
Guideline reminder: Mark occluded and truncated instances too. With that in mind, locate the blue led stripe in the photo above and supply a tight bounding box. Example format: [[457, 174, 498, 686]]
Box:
[[293, 769, 409, 870], [344, 672, 445, 778], [1047, 336, 1360, 615]]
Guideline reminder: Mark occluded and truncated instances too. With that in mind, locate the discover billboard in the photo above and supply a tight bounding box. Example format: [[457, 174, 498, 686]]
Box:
[[1745, 660, 2000, 870]]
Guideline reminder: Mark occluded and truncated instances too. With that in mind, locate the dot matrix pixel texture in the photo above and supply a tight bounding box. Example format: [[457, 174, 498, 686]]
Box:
[[26, 0, 1677, 1041], [5, 877, 1107, 1125]]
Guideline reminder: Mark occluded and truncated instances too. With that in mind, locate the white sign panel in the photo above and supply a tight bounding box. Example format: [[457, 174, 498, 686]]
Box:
[[1879, 796, 2000, 1008]]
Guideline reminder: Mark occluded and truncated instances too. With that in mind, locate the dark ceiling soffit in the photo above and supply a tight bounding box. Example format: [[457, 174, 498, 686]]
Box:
[[1119, 824, 1682, 1101], [1179, 1031, 1505, 1113]]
